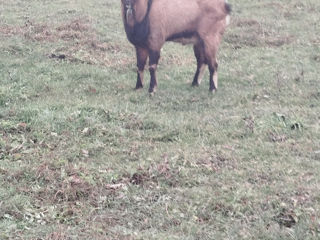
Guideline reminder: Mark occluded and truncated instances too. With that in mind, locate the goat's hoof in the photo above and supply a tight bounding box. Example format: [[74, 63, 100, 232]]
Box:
[[149, 88, 157, 97], [192, 82, 200, 87], [148, 87, 157, 93], [135, 86, 143, 90], [209, 88, 217, 93], [149, 92, 155, 97], [135, 83, 143, 90]]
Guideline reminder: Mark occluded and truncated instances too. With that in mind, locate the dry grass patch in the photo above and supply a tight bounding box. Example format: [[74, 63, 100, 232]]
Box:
[[0, 18, 133, 68], [0, 18, 95, 42], [226, 17, 295, 48]]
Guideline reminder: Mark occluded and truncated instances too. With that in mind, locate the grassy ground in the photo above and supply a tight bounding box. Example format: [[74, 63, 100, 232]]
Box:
[[1, 0, 320, 239]]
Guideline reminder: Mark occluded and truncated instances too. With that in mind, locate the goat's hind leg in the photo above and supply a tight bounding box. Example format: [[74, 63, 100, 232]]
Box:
[[135, 47, 148, 89], [208, 58, 218, 92], [203, 37, 220, 93], [192, 43, 206, 87]]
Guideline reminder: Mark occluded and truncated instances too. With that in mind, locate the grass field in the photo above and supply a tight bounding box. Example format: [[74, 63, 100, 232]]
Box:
[[1, 0, 320, 239]]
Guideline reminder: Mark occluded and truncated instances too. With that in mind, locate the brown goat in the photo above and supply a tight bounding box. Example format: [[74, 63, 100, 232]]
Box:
[[121, 0, 231, 93]]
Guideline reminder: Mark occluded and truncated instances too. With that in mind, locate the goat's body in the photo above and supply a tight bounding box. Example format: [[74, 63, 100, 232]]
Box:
[[121, 0, 230, 93]]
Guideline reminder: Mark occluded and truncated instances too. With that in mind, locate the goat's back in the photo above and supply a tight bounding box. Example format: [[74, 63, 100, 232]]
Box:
[[149, 0, 229, 38]]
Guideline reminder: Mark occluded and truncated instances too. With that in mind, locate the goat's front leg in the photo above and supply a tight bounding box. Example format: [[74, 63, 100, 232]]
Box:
[[135, 47, 149, 89], [148, 50, 160, 93]]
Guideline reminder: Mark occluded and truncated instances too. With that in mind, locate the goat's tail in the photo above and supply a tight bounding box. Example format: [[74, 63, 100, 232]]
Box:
[[225, 1, 231, 26]]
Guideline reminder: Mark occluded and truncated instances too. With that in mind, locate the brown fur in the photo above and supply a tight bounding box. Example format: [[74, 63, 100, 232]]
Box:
[[121, 0, 230, 93]]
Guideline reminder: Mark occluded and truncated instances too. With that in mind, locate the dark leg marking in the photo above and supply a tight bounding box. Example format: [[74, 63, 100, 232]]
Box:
[[148, 50, 160, 93]]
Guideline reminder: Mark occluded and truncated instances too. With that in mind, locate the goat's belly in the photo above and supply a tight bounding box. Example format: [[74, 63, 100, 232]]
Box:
[[167, 32, 199, 45], [172, 36, 199, 45]]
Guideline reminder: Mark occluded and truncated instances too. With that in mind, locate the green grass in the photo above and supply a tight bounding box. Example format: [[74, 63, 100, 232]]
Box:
[[1, 0, 320, 239]]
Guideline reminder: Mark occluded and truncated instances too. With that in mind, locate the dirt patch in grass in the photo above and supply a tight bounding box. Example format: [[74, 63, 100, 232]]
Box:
[[113, 160, 182, 188], [268, 131, 288, 143], [265, 35, 295, 47], [0, 25, 18, 35], [260, 2, 286, 10], [311, 37, 320, 46], [45, 226, 69, 240], [234, 19, 260, 28], [274, 209, 298, 228], [34, 162, 100, 204], [195, 148, 237, 173]]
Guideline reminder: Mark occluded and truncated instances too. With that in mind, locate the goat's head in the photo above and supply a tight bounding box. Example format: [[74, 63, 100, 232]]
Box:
[[122, 0, 136, 9], [122, 0, 136, 26]]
